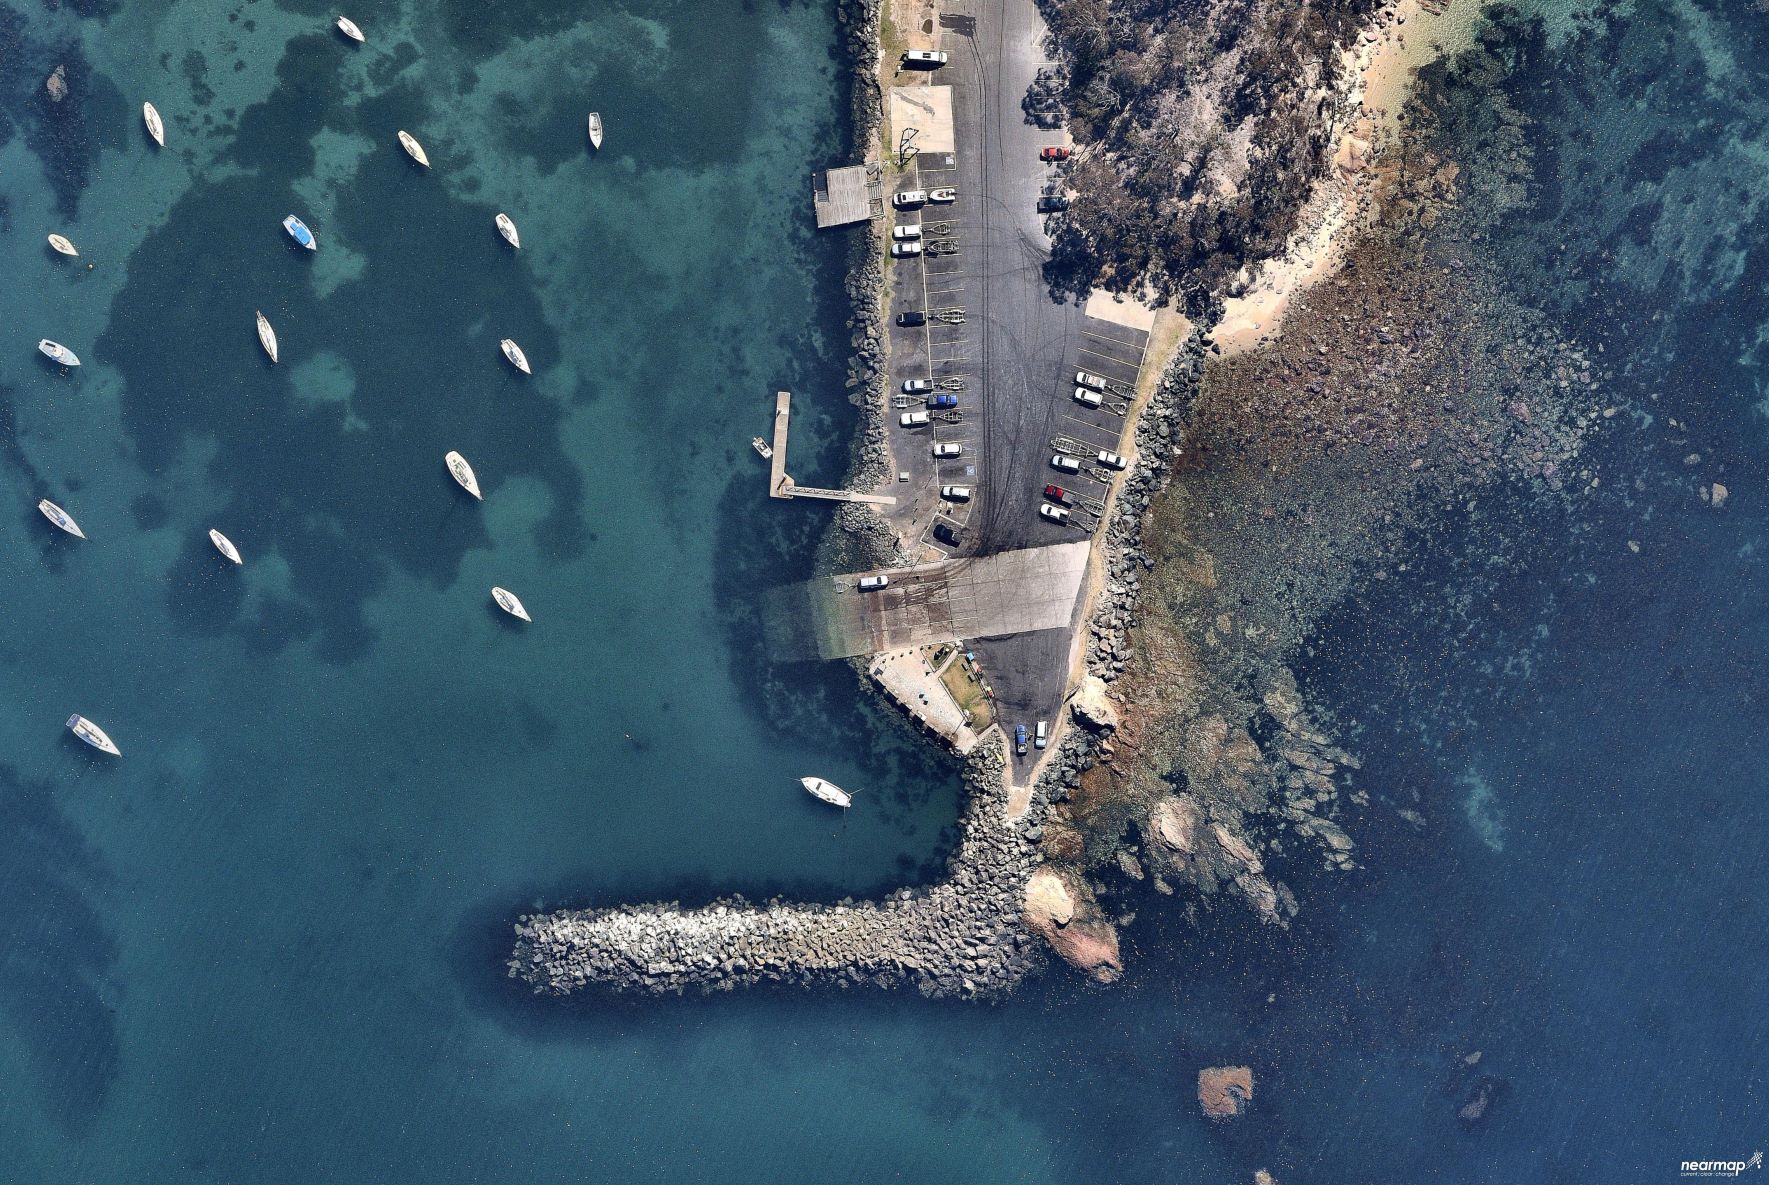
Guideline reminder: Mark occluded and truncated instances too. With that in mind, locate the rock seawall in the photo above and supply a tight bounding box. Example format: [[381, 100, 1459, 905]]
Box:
[[509, 746, 1046, 998]]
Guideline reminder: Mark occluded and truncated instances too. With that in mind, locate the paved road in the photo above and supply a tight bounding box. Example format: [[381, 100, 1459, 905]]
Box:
[[876, 0, 1154, 769]]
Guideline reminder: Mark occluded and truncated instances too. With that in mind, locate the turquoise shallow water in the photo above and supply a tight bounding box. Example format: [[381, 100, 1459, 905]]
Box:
[[5, 0, 1769, 1182]]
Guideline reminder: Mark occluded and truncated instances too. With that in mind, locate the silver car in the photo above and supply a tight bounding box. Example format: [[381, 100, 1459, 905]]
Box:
[[1073, 388, 1103, 408], [1097, 450, 1128, 470], [940, 485, 972, 502], [899, 411, 931, 427], [933, 442, 963, 458]]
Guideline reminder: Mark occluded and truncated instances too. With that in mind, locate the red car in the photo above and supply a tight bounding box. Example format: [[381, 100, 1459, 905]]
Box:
[[1043, 485, 1074, 506], [1040, 146, 1071, 161]]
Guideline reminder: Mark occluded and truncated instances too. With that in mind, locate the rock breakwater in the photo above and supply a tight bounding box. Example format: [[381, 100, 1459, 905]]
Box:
[[509, 746, 1047, 998]]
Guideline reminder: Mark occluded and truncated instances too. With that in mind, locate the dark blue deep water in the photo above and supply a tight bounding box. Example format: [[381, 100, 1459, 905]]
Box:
[[1, 0, 1764, 1181]]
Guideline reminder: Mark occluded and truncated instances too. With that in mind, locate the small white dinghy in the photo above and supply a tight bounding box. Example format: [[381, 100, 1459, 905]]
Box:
[[209, 529, 243, 565], [143, 101, 165, 146], [48, 234, 79, 257], [445, 451, 482, 499], [491, 586, 531, 622], [256, 310, 279, 362], [67, 715, 121, 756], [336, 15, 365, 42], [38, 339, 81, 367], [586, 112, 604, 150], [800, 777, 852, 809], [38, 499, 86, 539], [500, 338, 531, 374], [495, 213, 521, 249], [398, 130, 430, 168]]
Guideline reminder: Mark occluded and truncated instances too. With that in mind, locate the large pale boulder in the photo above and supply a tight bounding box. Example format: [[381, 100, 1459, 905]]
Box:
[[1070, 675, 1119, 731], [1198, 1066, 1254, 1119]]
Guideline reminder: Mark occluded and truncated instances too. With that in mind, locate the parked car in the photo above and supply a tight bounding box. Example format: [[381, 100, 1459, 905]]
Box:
[[857, 575, 890, 591], [1035, 720, 1049, 749], [1039, 504, 1070, 524], [1097, 450, 1129, 471], [892, 224, 923, 241], [1073, 387, 1103, 408], [899, 411, 931, 427], [1040, 146, 1071, 161], [927, 393, 958, 409], [1075, 371, 1108, 390], [1037, 194, 1070, 213], [932, 442, 963, 458], [1014, 724, 1028, 756], [893, 189, 928, 208], [890, 240, 923, 258], [928, 188, 958, 203], [933, 521, 962, 546], [1050, 453, 1082, 474], [901, 49, 949, 68], [940, 485, 972, 502], [897, 310, 927, 327], [1043, 484, 1074, 507], [903, 379, 935, 395]]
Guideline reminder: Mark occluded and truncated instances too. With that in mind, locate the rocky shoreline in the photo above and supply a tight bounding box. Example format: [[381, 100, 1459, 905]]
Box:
[[508, 746, 1047, 998]]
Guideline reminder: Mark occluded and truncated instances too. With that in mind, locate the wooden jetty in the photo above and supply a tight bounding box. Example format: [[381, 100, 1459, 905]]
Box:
[[769, 391, 895, 505]]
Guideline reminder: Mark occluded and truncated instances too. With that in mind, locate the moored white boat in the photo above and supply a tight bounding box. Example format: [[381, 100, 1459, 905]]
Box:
[[800, 777, 852, 808], [752, 436, 773, 459], [256, 310, 279, 362], [67, 714, 121, 756], [38, 339, 81, 367], [500, 338, 531, 374], [495, 213, 521, 249], [586, 112, 604, 150], [48, 234, 79, 257], [491, 586, 531, 622], [398, 130, 430, 168], [209, 529, 243, 565], [143, 101, 165, 146], [282, 214, 317, 250], [445, 451, 483, 499], [38, 499, 86, 539], [336, 15, 365, 42]]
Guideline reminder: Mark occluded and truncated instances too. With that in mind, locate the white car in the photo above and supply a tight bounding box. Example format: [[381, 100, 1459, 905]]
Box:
[[858, 575, 890, 591], [1097, 450, 1128, 470], [1075, 371, 1108, 391], [1050, 453, 1082, 474], [940, 485, 972, 502], [892, 224, 923, 241], [933, 442, 963, 458], [1073, 388, 1103, 408], [893, 190, 928, 208], [1035, 720, 1048, 749], [928, 188, 957, 203], [1039, 504, 1070, 523], [903, 378, 935, 394], [901, 49, 949, 68], [890, 240, 924, 258], [899, 411, 931, 427]]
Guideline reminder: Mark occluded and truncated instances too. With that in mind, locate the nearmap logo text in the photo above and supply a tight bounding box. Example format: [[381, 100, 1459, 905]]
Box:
[[1680, 1152, 1764, 1178]]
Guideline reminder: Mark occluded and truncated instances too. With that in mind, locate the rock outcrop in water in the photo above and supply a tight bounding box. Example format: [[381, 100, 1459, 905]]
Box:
[[510, 746, 1046, 998]]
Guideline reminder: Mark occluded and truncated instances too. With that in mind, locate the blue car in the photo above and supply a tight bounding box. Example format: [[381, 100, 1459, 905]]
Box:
[[1014, 724, 1028, 755], [927, 393, 959, 409]]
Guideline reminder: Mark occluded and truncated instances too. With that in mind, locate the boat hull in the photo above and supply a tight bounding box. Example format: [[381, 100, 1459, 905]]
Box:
[[336, 16, 364, 41], [38, 499, 86, 539], [500, 339, 531, 374], [800, 777, 852, 808], [398, 131, 430, 167], [587, 113, 604, 150], [209, 529, 243, 565], [67, 715, 121, 756], [48, 234, 78, 257], [143, 102, 165, 146], [256, 311, 279, 362], [446, 451, 483, 499], [492, 587, 532, 622], [496, 213, 521, 249], [282, 215, 316, 250], [38, 340, 81, 367]]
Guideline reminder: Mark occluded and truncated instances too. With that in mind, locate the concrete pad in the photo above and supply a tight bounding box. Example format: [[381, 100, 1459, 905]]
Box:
[[869, 647, 980, 754], [891, 85, 955, 155], [1084, 288, 1158, 333]]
